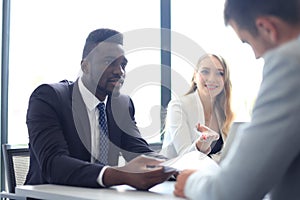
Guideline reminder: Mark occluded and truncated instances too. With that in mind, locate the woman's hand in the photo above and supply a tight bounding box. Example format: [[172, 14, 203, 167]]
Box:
[[195, 123, 220, 154]]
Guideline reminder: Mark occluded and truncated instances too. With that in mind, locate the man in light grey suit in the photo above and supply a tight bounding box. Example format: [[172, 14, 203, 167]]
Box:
[[174, 0, 300, 199]]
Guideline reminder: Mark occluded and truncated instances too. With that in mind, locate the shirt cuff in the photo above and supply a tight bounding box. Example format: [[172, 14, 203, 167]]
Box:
[[193, 140, 211, 155], [97, 166, 109, 187], [191, 141, 198, 152]]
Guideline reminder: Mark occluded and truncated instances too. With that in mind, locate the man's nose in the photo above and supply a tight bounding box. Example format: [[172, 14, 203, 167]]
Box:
[[113, 65, 124, 76]]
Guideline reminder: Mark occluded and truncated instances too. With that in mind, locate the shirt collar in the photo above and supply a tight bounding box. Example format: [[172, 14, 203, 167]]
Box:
[[78, 77, 107, 111]]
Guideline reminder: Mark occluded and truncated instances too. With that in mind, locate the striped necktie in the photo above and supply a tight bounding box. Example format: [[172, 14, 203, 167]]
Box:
[[96, 102, 109, 165]]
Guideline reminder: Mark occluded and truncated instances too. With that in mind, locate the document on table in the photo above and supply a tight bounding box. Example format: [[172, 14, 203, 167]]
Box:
[[160, 151, 220, 172]]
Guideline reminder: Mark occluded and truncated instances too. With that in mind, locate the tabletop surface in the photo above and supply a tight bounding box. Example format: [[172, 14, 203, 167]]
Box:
[[16, 181, 185, 200], [16, 152, 219, 200]]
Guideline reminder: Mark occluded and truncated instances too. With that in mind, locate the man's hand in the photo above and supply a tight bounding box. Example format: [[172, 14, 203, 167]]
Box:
[[174, 169, 197, 198], [103, 155, 177, 190]]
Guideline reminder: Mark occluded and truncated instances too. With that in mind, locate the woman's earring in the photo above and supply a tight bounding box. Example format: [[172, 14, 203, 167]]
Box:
[[193, 81, 197, 89]]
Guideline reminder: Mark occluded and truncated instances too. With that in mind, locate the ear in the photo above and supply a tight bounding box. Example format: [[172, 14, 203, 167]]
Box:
[[256, 16, 278, 43], [81, 59, 89, 73]]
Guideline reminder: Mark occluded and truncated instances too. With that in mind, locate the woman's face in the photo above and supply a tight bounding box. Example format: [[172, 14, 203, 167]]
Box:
[[194, 56, 225, 99]]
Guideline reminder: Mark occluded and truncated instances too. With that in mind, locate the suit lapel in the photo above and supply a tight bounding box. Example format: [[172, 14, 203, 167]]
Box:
[[71, 80, 92, 153]]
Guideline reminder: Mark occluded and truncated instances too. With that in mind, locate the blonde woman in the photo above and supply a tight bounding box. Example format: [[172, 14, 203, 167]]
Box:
[[161, 54, 234, 161]]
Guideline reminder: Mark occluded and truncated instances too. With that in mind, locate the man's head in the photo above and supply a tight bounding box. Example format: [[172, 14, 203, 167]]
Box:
[[81, 28, 127, 100], [224, 0, 300, 58]]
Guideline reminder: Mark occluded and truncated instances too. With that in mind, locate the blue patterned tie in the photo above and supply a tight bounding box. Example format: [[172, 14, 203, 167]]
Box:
[[96, 102, 109, 165]]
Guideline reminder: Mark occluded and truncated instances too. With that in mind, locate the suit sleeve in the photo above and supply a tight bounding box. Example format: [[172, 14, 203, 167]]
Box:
[[26, 84, 103, 188], [108, 95, 154, 161]]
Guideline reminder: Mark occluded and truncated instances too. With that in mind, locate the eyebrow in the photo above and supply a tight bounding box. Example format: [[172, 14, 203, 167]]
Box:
[[199, 66, 210, 70], [104, 55, 127, 62], [104, 56, 118, 60], [200, 66, 223, 70]]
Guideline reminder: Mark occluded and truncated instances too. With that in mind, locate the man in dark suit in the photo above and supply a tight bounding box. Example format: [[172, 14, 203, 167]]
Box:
[[25, 28, 174, 190]]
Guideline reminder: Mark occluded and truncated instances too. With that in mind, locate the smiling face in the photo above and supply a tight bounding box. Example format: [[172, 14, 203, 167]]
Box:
[[194, 55, 225, 100], [81, 42, 127, 100]]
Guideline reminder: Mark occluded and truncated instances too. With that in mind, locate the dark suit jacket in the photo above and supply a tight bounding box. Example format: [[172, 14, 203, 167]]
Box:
[[25, 79, 153, 188]]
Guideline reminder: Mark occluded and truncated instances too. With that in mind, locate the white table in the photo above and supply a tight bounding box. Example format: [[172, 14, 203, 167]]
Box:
[[15, 181, 184, 200]]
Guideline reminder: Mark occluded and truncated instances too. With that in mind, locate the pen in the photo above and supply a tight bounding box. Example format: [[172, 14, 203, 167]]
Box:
[[146, 165, 160, 168]]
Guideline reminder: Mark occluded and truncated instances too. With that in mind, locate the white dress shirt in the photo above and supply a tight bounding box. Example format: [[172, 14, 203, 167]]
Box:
[[78, 78, 108, 187]]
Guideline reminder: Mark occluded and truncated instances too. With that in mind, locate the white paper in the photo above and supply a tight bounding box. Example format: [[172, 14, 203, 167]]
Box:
[[160, 151, 220, 172]]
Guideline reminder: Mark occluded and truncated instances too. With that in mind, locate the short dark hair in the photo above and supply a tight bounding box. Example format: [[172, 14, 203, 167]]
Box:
[[82, 28, 123, 60], [224, 0, 300, 35]]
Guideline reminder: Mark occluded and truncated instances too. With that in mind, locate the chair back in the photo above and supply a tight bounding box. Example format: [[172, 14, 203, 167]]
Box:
[[2, 144, 29, 193]]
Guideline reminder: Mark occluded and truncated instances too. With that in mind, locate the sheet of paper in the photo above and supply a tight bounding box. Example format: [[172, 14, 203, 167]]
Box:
[[160, 151, 220, 172]]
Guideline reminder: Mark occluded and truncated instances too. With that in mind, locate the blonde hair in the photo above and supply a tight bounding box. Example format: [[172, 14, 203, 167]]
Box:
[[186, 54, 235, 138]]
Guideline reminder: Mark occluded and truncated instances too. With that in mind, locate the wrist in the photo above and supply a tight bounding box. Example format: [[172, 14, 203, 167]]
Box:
[[102, 166, 127, 187], [196, 143, 211, 155], [202, 146, 211, 155]]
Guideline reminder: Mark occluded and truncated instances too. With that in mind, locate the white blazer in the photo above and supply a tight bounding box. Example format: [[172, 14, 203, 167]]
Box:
[[160, 91, 224, 159]]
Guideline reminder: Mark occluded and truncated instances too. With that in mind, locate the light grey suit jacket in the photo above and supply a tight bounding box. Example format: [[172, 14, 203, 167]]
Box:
[[184, 36, 300, 200]]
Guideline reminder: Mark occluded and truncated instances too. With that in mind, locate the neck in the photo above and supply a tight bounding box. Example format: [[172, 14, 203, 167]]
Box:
[[198, 90, 215, 106], [95, 86, 108, 101], [81, 76, 107, 101], [198, 90, 215, 118], [276, 21, 300, 45]]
